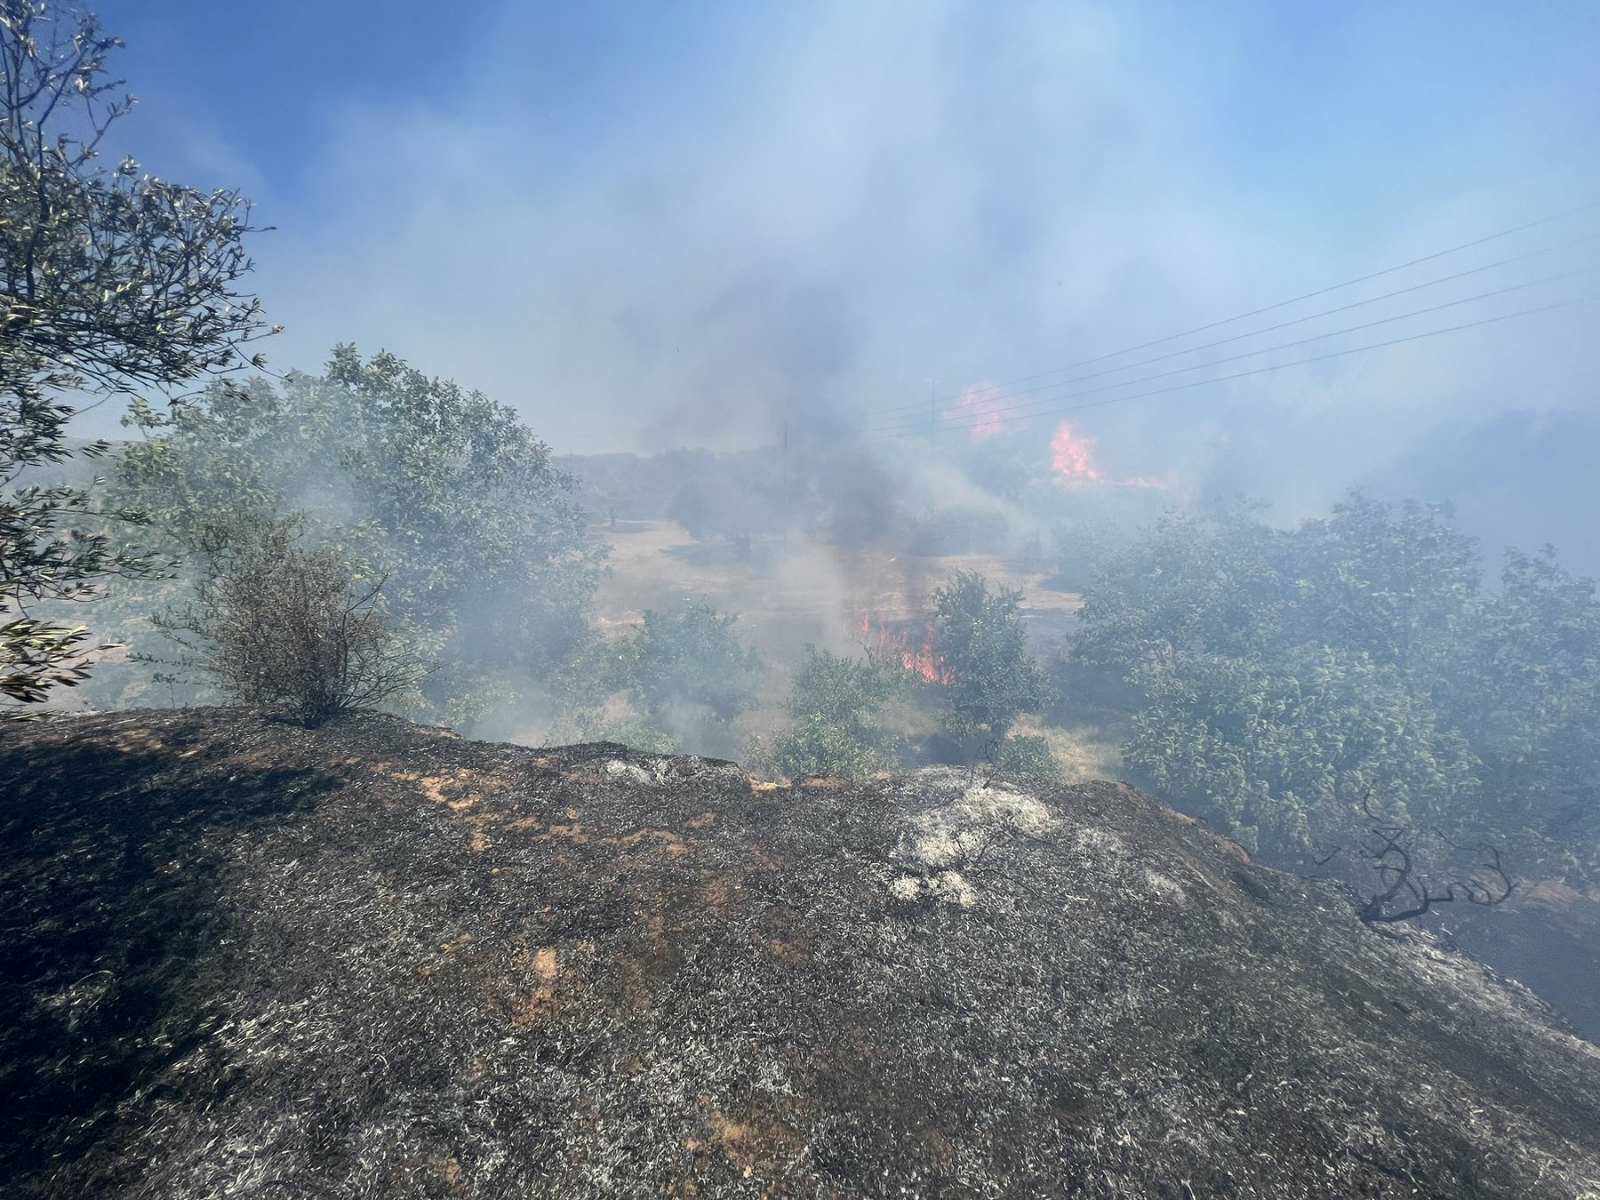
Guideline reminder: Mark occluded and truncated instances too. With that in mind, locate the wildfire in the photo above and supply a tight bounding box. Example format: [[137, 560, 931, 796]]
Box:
[[948, 382, 1007, 442], [1048, 420, 1103, 484], [855, 612, 950, 684], [946, 378, 1173, 490], [1047, 419, 1171, 490]]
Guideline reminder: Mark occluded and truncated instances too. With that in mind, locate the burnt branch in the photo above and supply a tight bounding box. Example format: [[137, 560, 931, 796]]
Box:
[[1310, 791, 1517, 925]]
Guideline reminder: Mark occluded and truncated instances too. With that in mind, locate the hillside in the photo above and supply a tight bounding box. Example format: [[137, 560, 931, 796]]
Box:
[[3, 710, 1599, 1198]]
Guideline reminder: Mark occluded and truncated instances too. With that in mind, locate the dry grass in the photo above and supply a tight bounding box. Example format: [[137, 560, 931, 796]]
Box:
[[1011, 714, 1125, 784], [594, 521, 1079, 651]]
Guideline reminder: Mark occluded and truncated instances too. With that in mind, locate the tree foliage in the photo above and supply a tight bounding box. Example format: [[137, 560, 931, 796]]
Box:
[[1125, 642, 1478, 857], [111, 347, 603, 722], [0, 1, 271, 715], [930, 570, 1046, 763], [1075, 491, 1600, 887], [1286, 492, 1479, 674], [1441, 546, 1600, 878], [599, 599, 762, 757], [769, 646, 905, 779]]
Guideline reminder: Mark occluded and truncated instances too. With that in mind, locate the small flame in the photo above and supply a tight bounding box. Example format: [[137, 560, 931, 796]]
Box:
[[1049, 420, 1103, 484], [948, 382, 1006, 442]]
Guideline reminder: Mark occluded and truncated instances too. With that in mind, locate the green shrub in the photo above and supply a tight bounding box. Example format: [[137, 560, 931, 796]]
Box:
[[605, 600, 762, 758], [770, 647, 904, 779], [930, 571, 1047, 763], [111, 347, 603, 727]]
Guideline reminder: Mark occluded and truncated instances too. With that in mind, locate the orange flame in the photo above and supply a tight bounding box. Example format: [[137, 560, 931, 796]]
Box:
[[1047, 419, 1173, 490], [855, 612, 950, 684], [1049, 420, 1103, 484]]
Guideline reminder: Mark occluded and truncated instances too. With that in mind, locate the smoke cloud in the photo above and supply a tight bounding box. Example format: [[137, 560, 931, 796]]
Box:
[[77, 0, 1600, 558]]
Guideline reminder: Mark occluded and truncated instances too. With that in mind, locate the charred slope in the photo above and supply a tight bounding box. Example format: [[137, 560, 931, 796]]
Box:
[[3, 710, 1599, 1199]]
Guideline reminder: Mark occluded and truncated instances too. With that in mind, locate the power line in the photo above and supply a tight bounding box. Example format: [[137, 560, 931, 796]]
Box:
[[865, 197, 1600, 421], [864, 231, 1600, 435], [867, 297, 1587, 441], [873, 267, 1593, 437]]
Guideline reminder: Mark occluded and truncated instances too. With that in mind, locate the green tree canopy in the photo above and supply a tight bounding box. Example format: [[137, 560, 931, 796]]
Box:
[[1440, 547, 1600, 880], [769, 646, 905, 779], [1076, 491, 1600, 884], [603, 600, 762, 757], [1125, 642, 1480, 858], [931, 570, 1046, 762]]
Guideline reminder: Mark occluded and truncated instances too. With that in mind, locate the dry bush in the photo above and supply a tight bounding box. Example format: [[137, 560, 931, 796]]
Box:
[[153, 520, 430, 726]]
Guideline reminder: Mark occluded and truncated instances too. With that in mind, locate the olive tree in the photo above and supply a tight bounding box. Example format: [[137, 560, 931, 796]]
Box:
[[1440, 547, 1600, 881], [1076, 490, 1600, 897]]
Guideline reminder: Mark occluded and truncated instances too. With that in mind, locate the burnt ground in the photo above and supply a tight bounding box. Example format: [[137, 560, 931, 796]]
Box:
[[2, 709, 1599, 1199], [1416, 880, 1600, 1046]]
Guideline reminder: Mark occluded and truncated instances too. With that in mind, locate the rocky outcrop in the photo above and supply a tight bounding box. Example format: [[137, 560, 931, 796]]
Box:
[[3, 709, 1599, 1198]]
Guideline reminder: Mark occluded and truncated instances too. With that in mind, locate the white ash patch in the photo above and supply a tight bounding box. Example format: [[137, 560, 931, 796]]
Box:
[[961, 785, 1056, 834], [887, 871, 978, 909], [1072, 826, 1128, 858], [889, 875, 923, 902], [1141, 868, 1188, 907], [903, 784, 1059, 868], [932, 871, 978, 908], [888, 783, 1060, 908], [603, 759, 666, 786], [908, 829, 966, 871]]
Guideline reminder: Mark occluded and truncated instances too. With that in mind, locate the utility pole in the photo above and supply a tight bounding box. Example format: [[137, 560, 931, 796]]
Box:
[[928, 378, 937, 440]]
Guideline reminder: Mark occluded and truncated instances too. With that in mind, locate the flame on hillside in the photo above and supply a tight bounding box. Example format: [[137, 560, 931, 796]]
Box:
[[855, 612, 950, 683], [945, 382, 1177, 489], [1048, 419, 1172, 490], [1049, 421, 1104, 483]]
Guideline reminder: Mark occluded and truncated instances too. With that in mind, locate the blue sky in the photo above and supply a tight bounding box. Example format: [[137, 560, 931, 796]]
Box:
[[79, 0, 1599, 513]]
